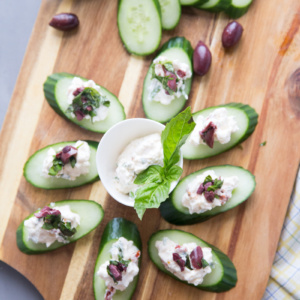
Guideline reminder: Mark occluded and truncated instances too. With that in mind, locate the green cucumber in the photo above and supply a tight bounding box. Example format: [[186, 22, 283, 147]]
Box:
[[181, 103, 258, 160], [117, 0, 162, 56], [16, 200, 104, 254], [158, 0, 181, 30], [225, 0, 253, 18], [23, 140, 99, 189], [160, 165, 255, 225], [181, 0, 209, 6], [142, 37, 193, 123], [94, 218, 142, 300], [194, 0, 230, 12], [148, 229, 237, 292], [43, 73, 125, 133]]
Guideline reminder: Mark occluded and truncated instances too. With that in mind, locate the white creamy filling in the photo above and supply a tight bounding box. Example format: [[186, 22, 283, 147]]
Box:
[[42, 140, 91, 181], [155, 237, 213, 286], [114, 133, 164, 194], [188, 108, 239, 146], [24, 204, 80, 247], [97, 237, 140, 293], [182, 170, 239, 214], [67, 77, 109, 122], [148, 56, 192, 105]]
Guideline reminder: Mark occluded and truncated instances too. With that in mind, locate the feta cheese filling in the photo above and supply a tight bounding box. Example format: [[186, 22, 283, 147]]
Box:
[[182, 170, 239, 214], [24, 204, 80, 247], [148, 56, 192, 105], [155, 237, 213, 286], [97, 237, 141, 299], [67, 77, 109, 122], [114, 133, 164, 194], [42, 140, 90, 181], [188, 108, 239, 146]]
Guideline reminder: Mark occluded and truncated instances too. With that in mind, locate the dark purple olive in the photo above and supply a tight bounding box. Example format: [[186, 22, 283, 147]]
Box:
[[222, 21, 243, 49], [193, 41, 212, 76], [49, 13, 79, 31]]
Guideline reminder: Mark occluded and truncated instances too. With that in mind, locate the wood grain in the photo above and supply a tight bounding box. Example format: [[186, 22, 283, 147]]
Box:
[[0, 0, 300, 299]]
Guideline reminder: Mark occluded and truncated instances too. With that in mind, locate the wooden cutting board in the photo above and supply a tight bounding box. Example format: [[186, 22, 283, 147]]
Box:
[[1, 0, 300, 299]]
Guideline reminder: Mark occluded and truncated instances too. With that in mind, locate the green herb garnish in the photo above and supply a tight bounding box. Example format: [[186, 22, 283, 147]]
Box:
[[42, 213, 76, 237], [206, 178, 223, 192], [201, 258, 210, 268], [59, 222, 77, 237], [48, 156, 63, 176], [133, 107, 196, 219], [69, 156, 76, 168], [260, 141, 267, 147]]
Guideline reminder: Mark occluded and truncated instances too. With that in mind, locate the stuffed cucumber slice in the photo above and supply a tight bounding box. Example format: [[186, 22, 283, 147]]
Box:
[[24, 140, 99, 189], [194, 0, 231, 12], [117, 0, 162, 56], [148, 229, 237, 292], [142, 37, 193, 123], [44, 73, 125, 133], [158, 0, 181, 30], [225, 0, 253, 18], [94, 218, 142, 300], [160, 165, 255, 225], [17, 200, 104, 254], [182, 103, 258, 160]]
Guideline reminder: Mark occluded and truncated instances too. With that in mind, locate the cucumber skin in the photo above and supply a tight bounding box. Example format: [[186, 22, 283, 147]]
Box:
[[17, 200, 104, 255], [43, 73, 126, 133], [23, 140, 100, 189], [183, 103, 258, 160], [117, 0, 162, 56], [225, 2, 253, 18], [181, 0, 209, 6], [194, 0, 231, 12], [142, 37, 193, 123], [93, 218, 142, 300], [160, 165, 255, 225], [159, 0, 181, 30], [148, 229, 237, 292]]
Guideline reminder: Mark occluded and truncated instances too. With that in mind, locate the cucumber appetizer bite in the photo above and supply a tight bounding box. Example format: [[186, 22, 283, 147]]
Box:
[[17, 200, 104, 254], [117, 0, 162, 56], [160, 165, 255, 225], [44, 73, 125, 133], [148, 229, 237, 292], [24, 140, 99, 189], [225, 0, 253, 18], [94, 218, 142, 300], [194, 0, 230, 12], [181, 103, 258, 159], [158, 0, 181, 30], [142, 37, 193, 123]]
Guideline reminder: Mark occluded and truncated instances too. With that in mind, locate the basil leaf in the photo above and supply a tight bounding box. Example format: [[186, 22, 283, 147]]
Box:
[[69, 157, 76, 168], [42, 214, 61, 230], [165, 165, 182, 183], [163, 62, 174, 73], [201, 258, 210, 268], [134, 165, 164, 185], [161, 107, 195, 169], [203, 175, 213, 185], [59, 222, 76, 237], [206, 178, 223, 192], [185, 255, 193, 270]]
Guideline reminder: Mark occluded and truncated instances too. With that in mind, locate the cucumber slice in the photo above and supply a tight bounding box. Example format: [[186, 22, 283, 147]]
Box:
[[160, 165, 255, 225], [148, 229, 237, 292], [23, 140, 99, 189], [194, 0, 230, 12], [117, 0, 162, 56], [181, 0, 209, 6], [142, 37, 193, 123], [43, 73, 126, 133], [181, 103, 258, 160], [225, 0, 253, 18], [16, 200, 104, 254], [94, 218, 142, 300], [158, 0, 181, 30]]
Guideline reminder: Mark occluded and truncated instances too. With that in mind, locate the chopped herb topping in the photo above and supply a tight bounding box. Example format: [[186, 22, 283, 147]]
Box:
[[260, 141, 267, 147], [197, 175, 224, 202], [67, 87, 110, 122]]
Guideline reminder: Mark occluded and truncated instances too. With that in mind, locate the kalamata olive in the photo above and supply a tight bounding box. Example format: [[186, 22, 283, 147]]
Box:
[[222, 21, 243, 49], [193, 41, 212, 76], [49, 13, 79, 31]]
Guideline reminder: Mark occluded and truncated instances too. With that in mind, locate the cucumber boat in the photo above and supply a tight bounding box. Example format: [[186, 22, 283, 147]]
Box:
[[94, 218, 142, 300], [24, 140, 99, 189], [160, 165, 256, 225], [44, 73, 125, 133], [117, 0, 162, 55], [142, 37, 193, 123], [148, 229, 237, 292], [17, 200, 104, 254], [181, 103, 258, 160]]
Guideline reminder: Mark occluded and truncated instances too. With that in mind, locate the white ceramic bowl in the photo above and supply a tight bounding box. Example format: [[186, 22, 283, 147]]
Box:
[[96, 118, 183, 207]]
